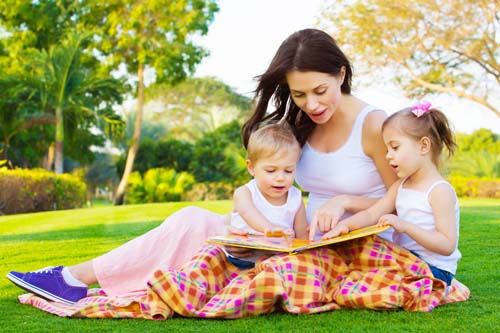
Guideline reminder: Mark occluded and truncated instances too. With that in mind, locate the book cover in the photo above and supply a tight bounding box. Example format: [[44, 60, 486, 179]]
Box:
[[206, 225, 390, 254]]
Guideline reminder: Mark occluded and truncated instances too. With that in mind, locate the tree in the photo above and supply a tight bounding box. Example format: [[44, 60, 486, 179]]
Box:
[[0, 73, 55, 163], [321, 0, 500, 118], [0, 1, 126, 171], [189, 120, 247, 183], [0, 0, 109, 51], [36, 31, 125, 173], [145, 77, 252, 141], [102, 0, 219, 205], [448, 129, 500, 178], [456, 128, 500, 154], [449, 151, 500, 178]]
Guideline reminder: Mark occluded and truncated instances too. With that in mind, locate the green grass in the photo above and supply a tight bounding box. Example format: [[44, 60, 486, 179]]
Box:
[[0, 198, 499, 332]]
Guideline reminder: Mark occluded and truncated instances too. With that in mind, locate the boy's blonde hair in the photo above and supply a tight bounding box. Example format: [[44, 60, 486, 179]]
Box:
[[246, 123, 301, 163]]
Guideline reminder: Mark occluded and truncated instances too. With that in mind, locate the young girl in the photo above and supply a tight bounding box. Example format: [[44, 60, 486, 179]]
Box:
[[7, 123, 308, 302], [319, 102, 461, 285]]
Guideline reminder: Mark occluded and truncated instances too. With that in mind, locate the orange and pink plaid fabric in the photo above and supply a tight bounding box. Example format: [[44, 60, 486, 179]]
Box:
[[18, 235, 469, 319]]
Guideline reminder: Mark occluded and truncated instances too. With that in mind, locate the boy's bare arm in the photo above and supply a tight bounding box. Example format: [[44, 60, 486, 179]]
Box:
[[232, 186, 278, 232]]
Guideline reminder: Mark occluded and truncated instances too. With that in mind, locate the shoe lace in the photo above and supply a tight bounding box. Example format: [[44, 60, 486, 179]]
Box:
[[33, 266, 56, 274]]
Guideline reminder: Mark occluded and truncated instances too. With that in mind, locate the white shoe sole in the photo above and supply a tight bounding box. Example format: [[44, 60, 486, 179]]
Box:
[[6, 272, 76, 305]]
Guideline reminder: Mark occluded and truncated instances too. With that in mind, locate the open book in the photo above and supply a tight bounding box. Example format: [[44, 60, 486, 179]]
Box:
[[207, 225, 390, 254]]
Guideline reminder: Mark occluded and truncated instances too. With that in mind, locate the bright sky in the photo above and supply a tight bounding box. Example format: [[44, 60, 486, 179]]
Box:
[[194, 0, 500, 134]]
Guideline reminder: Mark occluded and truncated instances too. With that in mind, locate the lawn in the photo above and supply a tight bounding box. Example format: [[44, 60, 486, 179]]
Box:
[[0, 198, 499, 332]]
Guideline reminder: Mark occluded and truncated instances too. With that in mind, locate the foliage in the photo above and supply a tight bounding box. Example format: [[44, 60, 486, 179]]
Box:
[[0, 199, 499, 331], [0, 0, 107, 52], [455, 128, 500, 154], [448, 152, 500, 179], [145, 77, 253, 141], [116, 120, 248, 190], [116, 137, 194, 176], [0, 168, 86, 214], [184, 182, 236, 201], [120, 111, 170, 150], [100, 0, 219, 84], [321, 0, 500, 118], [37, 30, 125, 173], [101, 0, 219, 204], [448, 175, 500, 198], [84, 153, 120, 197], [0, 1, 127, 171], [0, 31, 125, 170], [447, 129, 500, 179], [189, 120, 249, 183], [125, 168, 195, 204], [0, 69, 55, 166]]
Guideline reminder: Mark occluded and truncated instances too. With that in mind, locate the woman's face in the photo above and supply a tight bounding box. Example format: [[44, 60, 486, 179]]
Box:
[[286, 70, 344, 124]]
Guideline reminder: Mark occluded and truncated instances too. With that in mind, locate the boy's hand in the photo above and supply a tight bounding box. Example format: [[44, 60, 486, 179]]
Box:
[[264, 228, 294, 238], [264, 227, 294, 246], [227, 225, 249, 236]]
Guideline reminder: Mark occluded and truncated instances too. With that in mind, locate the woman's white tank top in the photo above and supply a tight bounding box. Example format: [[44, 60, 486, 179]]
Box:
[[295, 105, 391, 240]]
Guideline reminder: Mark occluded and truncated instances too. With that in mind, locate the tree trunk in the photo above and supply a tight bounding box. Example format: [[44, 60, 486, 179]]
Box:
[[54, 106, 64, 174], [1, 140, 8, 161], [114, 63, 145, 205], [41, 143, 55, 170]]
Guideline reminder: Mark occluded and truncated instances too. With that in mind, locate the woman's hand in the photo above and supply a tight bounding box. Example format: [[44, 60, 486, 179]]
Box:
[[309, 195, 348, 240], [321, 223, 349, 240]]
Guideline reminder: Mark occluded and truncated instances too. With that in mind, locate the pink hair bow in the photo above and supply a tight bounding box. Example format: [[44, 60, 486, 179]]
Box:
[[411, 101, 432, 117]]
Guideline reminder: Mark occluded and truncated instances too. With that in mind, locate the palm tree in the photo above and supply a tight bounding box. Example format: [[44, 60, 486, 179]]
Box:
[[39, 31, 124, 174], [448, 151, 500, 178], [0, 73, 55, 163]]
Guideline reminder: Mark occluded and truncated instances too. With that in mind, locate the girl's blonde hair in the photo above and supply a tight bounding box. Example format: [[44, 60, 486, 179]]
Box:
[[382, 106, 457, 166], [246, 123, 301, 163]]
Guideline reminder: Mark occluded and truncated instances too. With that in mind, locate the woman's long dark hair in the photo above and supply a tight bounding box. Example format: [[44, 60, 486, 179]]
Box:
[[242, 29, 353, 148]]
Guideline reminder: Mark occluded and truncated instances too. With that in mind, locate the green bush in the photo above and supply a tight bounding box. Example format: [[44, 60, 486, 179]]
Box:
[[183, 182, 236, 201], [0, 168, 86, 215], [125, 168, 195, 204], [448, 175, 500, 198]]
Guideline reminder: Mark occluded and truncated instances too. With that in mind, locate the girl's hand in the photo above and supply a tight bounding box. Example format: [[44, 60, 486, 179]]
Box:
[[377, 214, 402, 231], [309, 196, 347, 239]]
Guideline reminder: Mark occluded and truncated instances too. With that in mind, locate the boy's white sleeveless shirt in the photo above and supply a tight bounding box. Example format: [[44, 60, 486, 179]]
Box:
[[230, 179, 303, 235]]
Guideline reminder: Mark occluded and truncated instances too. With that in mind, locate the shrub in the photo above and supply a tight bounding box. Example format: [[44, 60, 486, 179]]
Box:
[[125, 168, 195, 204], [0, 168, 86, 215], [448, 175, 500, 198], [183, 182, 236, 201]]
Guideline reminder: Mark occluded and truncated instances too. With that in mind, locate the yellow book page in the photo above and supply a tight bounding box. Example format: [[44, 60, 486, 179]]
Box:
[[206, 225, 390, 254]]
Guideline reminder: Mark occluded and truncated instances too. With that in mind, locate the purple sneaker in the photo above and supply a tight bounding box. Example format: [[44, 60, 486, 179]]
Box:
[[6, 266, 87, 304]]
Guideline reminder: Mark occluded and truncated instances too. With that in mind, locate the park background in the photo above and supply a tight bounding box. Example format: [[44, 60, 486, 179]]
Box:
[[0, 1, 499, 331], [0, 0, 499, 213]]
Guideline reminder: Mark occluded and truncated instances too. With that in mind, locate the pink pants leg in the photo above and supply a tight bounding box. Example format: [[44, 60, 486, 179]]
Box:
[[92, 206, 227, 296]]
